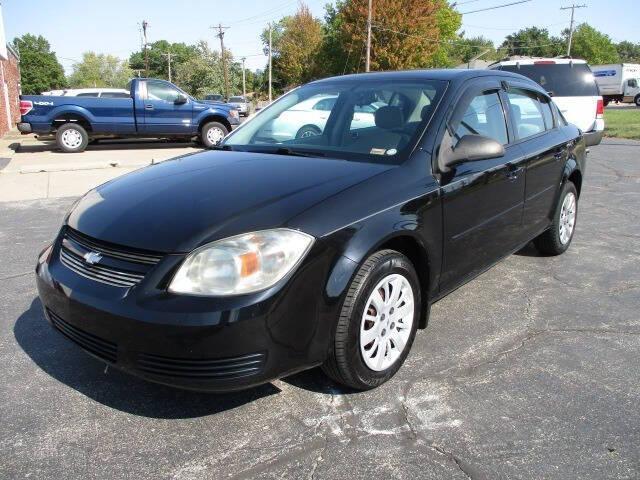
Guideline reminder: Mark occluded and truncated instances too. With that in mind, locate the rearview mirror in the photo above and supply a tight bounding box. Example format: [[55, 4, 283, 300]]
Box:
[[442, 134, 505, 169], [175, 93, 188, 105]]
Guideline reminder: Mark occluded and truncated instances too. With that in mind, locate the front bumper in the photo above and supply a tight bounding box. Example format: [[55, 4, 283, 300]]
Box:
[[17, 122, 32, 134], [35, 232, 343, 392]]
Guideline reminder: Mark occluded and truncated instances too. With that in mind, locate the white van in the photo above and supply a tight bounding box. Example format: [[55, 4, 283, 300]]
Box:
[[490, 57, 604, 146], [591, 63, 640, 107]]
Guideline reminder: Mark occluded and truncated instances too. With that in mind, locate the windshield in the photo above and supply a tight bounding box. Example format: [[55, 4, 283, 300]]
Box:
[[229, 96, 245, 103], [223, 78, 447, 164], [499, 63, 599, 97]]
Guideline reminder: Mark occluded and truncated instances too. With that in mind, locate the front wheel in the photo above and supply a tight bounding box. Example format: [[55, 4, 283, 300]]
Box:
[[200, 121, 229, 148], [534, 182, 578, 255], [322, 250, 420, 390], [56, 123, 89, 153], [635, 95, 640, 107]]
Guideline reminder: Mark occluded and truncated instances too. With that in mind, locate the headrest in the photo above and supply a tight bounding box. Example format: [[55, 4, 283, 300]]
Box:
[[375, 106, 404, 130], [421, 105, 432, 121]]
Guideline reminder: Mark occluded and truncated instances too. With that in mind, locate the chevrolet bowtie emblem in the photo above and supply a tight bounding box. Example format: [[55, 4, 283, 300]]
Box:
[[83, 251, 103, 265]]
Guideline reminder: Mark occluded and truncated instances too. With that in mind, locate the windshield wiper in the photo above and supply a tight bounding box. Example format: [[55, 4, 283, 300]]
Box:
[[271, 147, 325, 158]]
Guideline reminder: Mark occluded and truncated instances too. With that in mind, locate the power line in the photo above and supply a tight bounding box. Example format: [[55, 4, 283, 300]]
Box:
[[226, 0, 298, 26], [460, 0, 533, 15]]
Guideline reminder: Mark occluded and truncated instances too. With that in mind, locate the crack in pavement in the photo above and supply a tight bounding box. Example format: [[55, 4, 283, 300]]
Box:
[[0, 271, 32, 281]]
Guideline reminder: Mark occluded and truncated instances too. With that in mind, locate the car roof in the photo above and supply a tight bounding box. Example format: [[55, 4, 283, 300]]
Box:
[[490, 57, 588, 67], [310, 68, 536, 84]]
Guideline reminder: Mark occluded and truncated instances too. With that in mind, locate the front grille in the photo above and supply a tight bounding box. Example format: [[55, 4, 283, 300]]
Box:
[[48, 309, 117, 363], [137, 352, 266, 379], [59, 228, 162, 288]]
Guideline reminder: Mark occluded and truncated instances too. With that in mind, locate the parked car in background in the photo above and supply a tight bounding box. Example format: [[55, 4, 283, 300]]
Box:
[[18, 78, 239, 152], [203, 93, 225, 103], [490, 57, 604, 146], [36, 69, 586, 392], [62, 88, 131, 98], [591, 63, 640, 107], [227, 95, 250, 116], [259, 94, 379, 141]]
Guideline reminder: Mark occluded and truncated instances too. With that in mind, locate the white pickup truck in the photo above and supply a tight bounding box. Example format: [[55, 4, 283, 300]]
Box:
[[592, 63, 640, 107]]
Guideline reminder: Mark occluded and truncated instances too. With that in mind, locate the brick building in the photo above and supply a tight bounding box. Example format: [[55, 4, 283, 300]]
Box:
[[0, 43, 20, 137]]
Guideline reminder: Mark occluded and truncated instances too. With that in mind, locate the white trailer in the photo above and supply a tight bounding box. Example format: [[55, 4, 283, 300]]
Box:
[[592, 63, 640, 107]]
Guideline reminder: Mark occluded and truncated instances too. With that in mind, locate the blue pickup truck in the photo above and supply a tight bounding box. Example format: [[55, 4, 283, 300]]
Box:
[[18, 78, 240, 153]]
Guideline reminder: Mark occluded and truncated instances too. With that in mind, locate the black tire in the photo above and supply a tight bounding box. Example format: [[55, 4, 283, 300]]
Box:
[[295, 125, 321, 139], [534, 182, 578, 256], [635, 95, 640, 107], [200, 121, 229, 148], [603, 99, 610, 107], [322, 249, 420, 390], [56, 123, 89, 153]]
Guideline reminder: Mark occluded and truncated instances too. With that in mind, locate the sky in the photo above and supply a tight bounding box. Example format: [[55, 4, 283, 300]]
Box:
[[3, 0, 639, 74]]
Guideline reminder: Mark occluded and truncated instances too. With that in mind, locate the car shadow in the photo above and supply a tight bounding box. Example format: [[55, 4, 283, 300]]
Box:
[[514, 241, 543, 257], [14, 298, 280, 419], [11, 139, 200, 154]]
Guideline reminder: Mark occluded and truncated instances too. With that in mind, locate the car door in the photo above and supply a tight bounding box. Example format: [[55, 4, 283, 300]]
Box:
[[504, 85, 569, 237], [439, 80, 527, 293], [141, 80, 193, 135]]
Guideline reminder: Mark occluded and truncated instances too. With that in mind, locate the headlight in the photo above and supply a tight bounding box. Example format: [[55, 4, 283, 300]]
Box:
[[229, 109, 239, 119], [168, 229, 314, 296]]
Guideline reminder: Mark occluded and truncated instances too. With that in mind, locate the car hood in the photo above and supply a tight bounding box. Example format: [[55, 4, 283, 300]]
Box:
[[67, 150, 392, 253]]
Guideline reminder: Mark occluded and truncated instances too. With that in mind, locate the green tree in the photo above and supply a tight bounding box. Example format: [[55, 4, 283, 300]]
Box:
[[173, 41, 227, 98], [11, 34, 66, 94], [68, 52, 133, 88], [260, 4, 324, 90], [129, 40, 198, 79], [568, 23, 619, 64], [616, 41, 640, 63], [499, 27, 564, 58], [447, 35, 496, 66]]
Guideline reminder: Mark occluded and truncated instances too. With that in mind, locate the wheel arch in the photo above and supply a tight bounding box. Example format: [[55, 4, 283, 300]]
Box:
[[51, 111, 93, 132], [198, 114, 232, 133], [562, 156, 582, 197]]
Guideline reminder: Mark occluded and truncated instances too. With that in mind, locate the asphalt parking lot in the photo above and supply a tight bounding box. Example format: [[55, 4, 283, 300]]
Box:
[[1, 139, 639, 479]]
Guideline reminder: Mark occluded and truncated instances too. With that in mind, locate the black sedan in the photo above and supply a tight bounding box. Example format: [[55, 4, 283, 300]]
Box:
[[36, 69, 586, 392]]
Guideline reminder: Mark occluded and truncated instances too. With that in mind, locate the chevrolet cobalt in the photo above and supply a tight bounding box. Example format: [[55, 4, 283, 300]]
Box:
[[36, 70, 586, 391]]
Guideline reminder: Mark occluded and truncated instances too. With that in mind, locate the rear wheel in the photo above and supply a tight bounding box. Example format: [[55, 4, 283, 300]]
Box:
[[56, 123, 89, 153], [635, 95, 640, 107], [295, 125, 321, 139], [322, 250, 420, 390], [200, 121, 229, 148], [534, 182, 578, 255]]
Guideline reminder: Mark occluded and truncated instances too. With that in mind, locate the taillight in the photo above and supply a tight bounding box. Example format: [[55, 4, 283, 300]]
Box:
[[534, 60, 556, 65], [596, 97, 604, 118], [19, 100, 33, 116]]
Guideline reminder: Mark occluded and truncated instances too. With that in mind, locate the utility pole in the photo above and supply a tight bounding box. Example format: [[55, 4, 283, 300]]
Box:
[[560, 4, 587, 56], [268, 23, 273, 102], [365, 0, 372, 72], [241, 57, 247, 98], [142, 20, 149, 77], [213, 24, 230, 100], [162, 51, 173, 82]]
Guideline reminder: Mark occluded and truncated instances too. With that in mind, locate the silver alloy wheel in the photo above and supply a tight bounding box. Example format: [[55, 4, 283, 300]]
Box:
[[360, 273, 414, 372], [559, 191, 576, 245], [300, 129, 319, 138], [61, 128, 83, 149], [206, 126, 225, 145]]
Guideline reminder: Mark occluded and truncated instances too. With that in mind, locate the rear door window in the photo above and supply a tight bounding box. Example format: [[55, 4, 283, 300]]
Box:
[[541, 100, 554, 130], [498, 63, 599, 97], [506, 89, 546, 139]]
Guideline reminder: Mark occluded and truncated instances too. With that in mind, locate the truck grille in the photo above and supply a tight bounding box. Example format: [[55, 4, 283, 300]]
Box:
[[59, 227, 162, 288]]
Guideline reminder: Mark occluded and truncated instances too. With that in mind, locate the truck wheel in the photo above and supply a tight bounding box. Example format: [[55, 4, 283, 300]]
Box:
[[56, 123, 89, 153], [201, 122, 228, 148], [635, 95, 640, 107]]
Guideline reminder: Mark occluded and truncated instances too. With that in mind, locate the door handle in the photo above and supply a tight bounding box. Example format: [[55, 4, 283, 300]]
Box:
[[145, 104, 154, 110]]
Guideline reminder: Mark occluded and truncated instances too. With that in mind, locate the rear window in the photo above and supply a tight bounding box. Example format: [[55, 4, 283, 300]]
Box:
[[498, 63, 599, 97]]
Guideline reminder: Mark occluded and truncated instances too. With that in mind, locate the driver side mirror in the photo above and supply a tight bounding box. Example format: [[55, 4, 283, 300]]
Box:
[[174, 93, 188, 105], [442, 134, 505, 170]]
